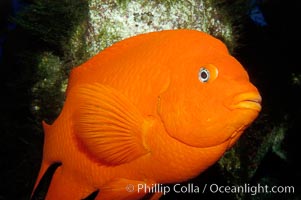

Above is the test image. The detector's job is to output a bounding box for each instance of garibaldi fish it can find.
[31,29,262,200]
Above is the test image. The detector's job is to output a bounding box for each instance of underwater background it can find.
[0,0,300,199]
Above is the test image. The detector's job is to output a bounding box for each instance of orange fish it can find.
[31,29,261,200]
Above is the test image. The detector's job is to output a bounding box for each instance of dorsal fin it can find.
[73,83,149,165]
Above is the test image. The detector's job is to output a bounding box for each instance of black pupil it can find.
[201,70,208,79]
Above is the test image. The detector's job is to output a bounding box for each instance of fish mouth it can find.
[230,92,262,112]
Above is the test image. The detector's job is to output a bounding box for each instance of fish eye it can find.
[198,64,218,83]
[198,68,210,83]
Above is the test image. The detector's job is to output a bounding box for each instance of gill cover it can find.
[157,63,230,148]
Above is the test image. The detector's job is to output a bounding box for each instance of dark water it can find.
[1,0,301,199]
[0,0,24,62]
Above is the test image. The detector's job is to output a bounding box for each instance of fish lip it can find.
[230,92,262,112]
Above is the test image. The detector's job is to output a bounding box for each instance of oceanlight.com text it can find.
[208,183,294,196]
[125,183,295,196]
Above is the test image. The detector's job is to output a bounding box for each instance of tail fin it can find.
[31,121,53,198]
[31,162,62,199]
[31,162,51,196]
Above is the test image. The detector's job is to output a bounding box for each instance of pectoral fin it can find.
[73,83,149,165]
